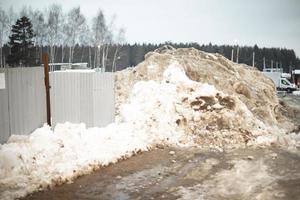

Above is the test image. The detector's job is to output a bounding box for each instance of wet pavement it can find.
[22,147,300,200]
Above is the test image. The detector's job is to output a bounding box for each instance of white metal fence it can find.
[49,71,115,127]
[0,67,46,143]
[0,68,115,144]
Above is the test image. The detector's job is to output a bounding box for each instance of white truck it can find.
[262,68,297,93]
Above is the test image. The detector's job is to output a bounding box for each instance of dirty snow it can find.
[1,47,300,200]
[115,47,298,149]
[251,132,300,151]
[293,90,300,95]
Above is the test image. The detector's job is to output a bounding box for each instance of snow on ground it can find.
[293,90,300,96]
[251,132,300,151]
[0,60,299,200]
[0,123,149,200]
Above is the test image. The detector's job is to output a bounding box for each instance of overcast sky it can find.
[1,0,300,57]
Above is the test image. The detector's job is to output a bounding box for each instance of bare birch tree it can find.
[0,8,9,67]
[5,7,17,59]
[64,6,86,63]
[92,9,107,68]
[46,4,63,63]
[30,9,46,63]
[112,28,125,72]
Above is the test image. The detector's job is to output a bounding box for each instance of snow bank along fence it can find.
[0,68,115,143]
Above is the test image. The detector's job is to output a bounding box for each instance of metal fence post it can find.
[43,53,51,126]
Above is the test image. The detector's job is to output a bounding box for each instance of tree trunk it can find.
[35,46,38,65]
[54,46,58,63]
[112,46,119,72]
[102,44,109,72]
[69,46,72,63]
[50,45,54,63]
[0,46,2,68]
[97,45,102,69]
[39,46,43,64]
[105,45,109,71]
[71,46,73,63]
[51,46,54,63]
[88,46,91,68]
[61,46,64,63]
[93,46,97,68]
[102,46,105,72]
[80,46,84,62]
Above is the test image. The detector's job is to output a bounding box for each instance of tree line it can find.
[121,42,300,73]
[0,4,125,71]
[0,5,299,72]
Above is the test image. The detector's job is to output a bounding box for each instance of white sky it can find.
[1,0,300,57]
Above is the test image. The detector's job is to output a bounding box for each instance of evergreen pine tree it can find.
[7,16,35,67]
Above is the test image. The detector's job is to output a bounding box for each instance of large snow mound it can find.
[116,46,297,148]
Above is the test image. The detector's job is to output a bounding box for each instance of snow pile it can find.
[116,46,297,148]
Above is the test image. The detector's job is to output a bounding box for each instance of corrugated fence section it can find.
[0,67,46,143]
[0,69,115,144]
[0,68,10,143]
[49,72,115,128]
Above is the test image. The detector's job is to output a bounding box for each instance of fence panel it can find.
[50,72,81,125]
[79,73,94,127]
[0,69,10,143]
[93,73,115,127]
[0,68,115,144]
[50,71,115,128]
[0,67,46,143]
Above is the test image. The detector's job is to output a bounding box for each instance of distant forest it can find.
[115,43,300,72]
[2,42,300,73]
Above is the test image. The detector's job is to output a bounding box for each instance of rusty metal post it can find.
[43,53,51,126]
